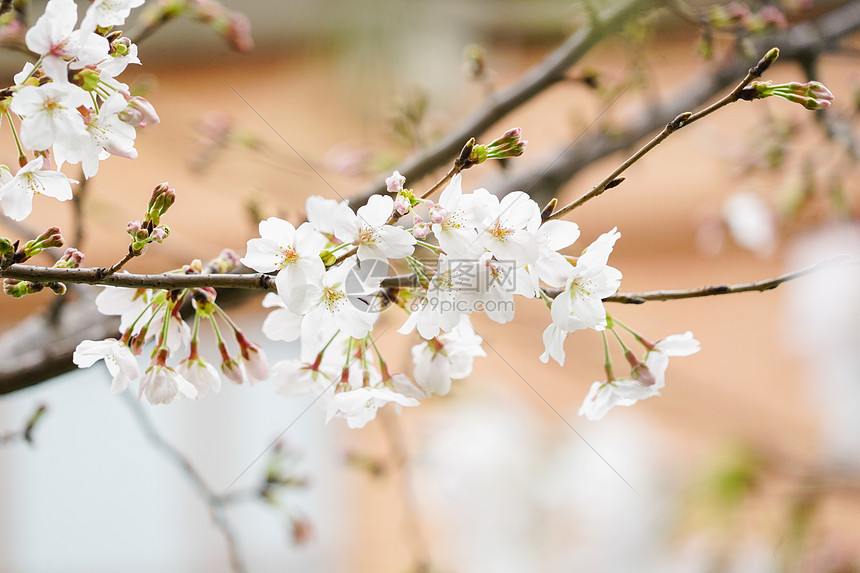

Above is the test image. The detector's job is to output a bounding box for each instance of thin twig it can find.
[0,403,47,446]
[102,249,138,278]
[119,392,248,573]
[596,256,852,303]
[546,47,778,220]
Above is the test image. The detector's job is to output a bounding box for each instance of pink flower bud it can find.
[386,170,406,193]
[429,203,447,224]
[224,12,254,53]
[412,221,430,239]
[150,226,169,243]
[221,357,248,384]
[119,96,157,128]
[55,248,84,269]
[393,193,410,215]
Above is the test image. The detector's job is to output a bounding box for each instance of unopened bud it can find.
[320,250,336,267]
[386,170,406,193]
[753,79,835,111]
[23,227,64,259]
[625,349,656,387]
[540,198,557,222]
[752,47,779,77]
[221,357,247,384]
[393,193,410,215]
[429,203,447,224]
[222,12,254,53]
[110,36,132,57]
[757,6,787,30]
[237,333,268,384]
[0,237,14,256]
[150,226,169,243]
[148,182,170,211]
[4,279,43,298]
[412,216,430,239]
[204,249,240,274]
[483,127,527,160]
[54,248,85,268]
[469,144,489,165]
[47,282,66,295]
[120,95,160,128]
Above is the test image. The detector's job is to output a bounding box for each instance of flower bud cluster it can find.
[468,128,527,165]
[1,226,65,270]
[0,0,155,222]
[22,226,64,259]
[73,251,271,405]
[127,183,175,253]
[742,80,835,111]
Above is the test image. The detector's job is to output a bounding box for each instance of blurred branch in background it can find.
[119,391,311,573]
[119,391,250,573]
[0,403,47,446]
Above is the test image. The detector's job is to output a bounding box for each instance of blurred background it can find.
[1,0,860,571]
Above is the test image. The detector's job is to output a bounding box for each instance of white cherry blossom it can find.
[531,219,580,289]
[81,0,145,31]
[411,317,485,396]
[261,292,303,342]
[305,195,345,237]
[25,0,109,82]
[333,194,416,261]
[578,378,658,421]
[270,359,334,398]
[242,218,327,304]
[399,254,478,339]
[550,228,622,333]
[10,83,90,151]
[643,331,700,390]
[95,284,153,333]
[138,365,198,405]
[288,261,376,340]
[429,174,481,258]
[178,358,222,399]
[73,338,140,393]
[0,156,76,221]
[468,188,541,264]
[326,386,420,429]
[54,91,138,178]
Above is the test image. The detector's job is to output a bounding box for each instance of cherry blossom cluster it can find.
[73,249,270,405]
[3,2,708,427]
[0,0,156,221]
[238,157,700,426]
